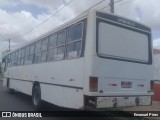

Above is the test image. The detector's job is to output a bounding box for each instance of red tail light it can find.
[89,77,98,92]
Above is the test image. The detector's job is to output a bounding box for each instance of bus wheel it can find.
[32,84,41,110]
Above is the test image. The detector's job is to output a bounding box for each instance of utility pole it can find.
[9,38,10,51]
[110,0,114,13]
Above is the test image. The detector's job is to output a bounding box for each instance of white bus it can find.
[2,10,153,110]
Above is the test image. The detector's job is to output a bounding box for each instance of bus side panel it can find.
[5,65,34,96]
[9,79,33,96]
[41,84,64,108]
[3,77,7,87]
[42,59,84,109]
[32,63,47,83]
[63,88,83,109]
[41,84,84,109]
[83,11,97,95]
[62,58,84,109]
[3,67,9,87]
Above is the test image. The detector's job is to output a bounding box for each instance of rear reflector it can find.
[137,84,144,87]
[108,83,117,86]
[89,77,98,92]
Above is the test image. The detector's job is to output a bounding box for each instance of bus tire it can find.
[32,84,42,110]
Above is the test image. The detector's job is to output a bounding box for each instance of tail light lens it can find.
[89,77,98,92]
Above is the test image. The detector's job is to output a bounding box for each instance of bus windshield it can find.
[98,21,150,64]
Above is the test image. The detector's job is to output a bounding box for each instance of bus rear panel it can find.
[84,11,153,109]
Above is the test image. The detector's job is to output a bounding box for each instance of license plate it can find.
[121,82,132,88]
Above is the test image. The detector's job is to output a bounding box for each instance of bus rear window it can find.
[97,21,151,64]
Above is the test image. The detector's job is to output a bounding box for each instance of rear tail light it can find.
[89,77,98,92]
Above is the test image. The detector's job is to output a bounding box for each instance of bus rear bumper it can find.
[85,96,152,109]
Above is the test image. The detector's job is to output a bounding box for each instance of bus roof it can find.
[7,10,151,55]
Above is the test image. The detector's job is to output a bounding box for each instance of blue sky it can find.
[0,1,48,17]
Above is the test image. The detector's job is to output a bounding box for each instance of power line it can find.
[35,0,107,40]
[0,33,10,53]
[100,5,110,11]
[10,0,107,49]
[0,33,8,40]
[11,42,27,48]
[115,0,132,8]
[114,0,123,4]
[2,0,74,50]
[100,0,123,11]
[11,0,74,40]
[0,38,8,42]
[0,47,9,54]
[7,0,132,50]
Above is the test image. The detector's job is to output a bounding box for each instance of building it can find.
[153,49,160,101]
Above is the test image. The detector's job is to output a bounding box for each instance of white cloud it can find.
[0,0,104,49]
[115,0,160,32]
[0,10,45,51]
[0,0,19,7]
[21,0,76,14]
[0,4,75,50]
[0,0,160,52]
[153,38,160,49]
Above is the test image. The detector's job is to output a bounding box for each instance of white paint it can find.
[3,10,153,109]
[97,96,151,108]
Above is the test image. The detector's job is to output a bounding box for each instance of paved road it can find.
[0,80,92,120]
[0,80,66,111]
[0,80,150,120]
[0,81,34,111]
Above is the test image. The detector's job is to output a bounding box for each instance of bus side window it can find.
[24,46,30,65]
[41,38,48,62]
[10,53,13,67]
[20,48,25,65]
[17,50,21,66]
[55,31,65,61]
[41,38,48,51]
[34,41,42,63]
[34,52,41,63]
[41,51,47,62]
[35,41,41,53]
[14,51,18,66]
[66,23,83,59]
[13,52,17,66]
[28,43,35,64]
[47,48,56,62]
[48,34,57,62]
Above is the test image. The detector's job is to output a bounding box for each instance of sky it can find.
[0,0,160,60]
